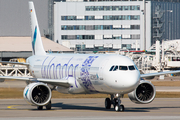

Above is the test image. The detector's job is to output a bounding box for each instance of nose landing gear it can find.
[105,94,124,112]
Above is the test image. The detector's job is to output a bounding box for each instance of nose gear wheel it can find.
[105,94,125,112]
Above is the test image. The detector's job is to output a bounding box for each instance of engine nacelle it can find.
[128,80,156,104]
[23,82,52,106]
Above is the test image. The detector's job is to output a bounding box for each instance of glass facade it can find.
[85,5,140,11]
[61,15,140,20]
[61,25,140,30]
[151,1,180,46]
[55,0,144,2]
[61,34,140,40]
[55,0,180,2]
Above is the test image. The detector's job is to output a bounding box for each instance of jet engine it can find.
[128,80,156,104]
[23,82,51,106]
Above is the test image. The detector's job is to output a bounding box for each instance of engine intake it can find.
[23,82,51,106]
[128,80,156,104]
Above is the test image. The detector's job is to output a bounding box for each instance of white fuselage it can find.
[26,53,140,94]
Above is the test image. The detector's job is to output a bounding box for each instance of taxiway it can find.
[0,98,180,120]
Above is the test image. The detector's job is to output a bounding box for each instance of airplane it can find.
[0,1,180,112]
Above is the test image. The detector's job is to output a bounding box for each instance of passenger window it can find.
[109,66,114,71]
[129,66,135,70]
[113,66,118,71]
[119,66,128,70]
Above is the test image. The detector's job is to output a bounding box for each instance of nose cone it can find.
[121,71,140,92]
[110,70,140,93]
[103,55,141,94]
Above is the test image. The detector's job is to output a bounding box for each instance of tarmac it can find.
[0,77,180,119]
[0,98,180,119]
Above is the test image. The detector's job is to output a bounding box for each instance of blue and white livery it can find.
[1,1,180,112]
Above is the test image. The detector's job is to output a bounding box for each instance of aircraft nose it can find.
[105,68,140,93]
[124,71,140,88]
[116,71,140,92]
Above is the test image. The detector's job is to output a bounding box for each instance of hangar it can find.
[0,37,73,61]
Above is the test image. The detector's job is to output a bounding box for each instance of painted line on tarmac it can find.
[7,105,20,110]
[6,105,66,111]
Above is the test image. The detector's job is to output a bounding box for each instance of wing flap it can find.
[141,70,180,78]
[37,78,70,87]
[0,76,70,88]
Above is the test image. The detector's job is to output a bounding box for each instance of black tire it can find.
[105,98,111,109]
[46,101,51,110]
[37,106,43,110]
[119,105,124,112]
[114,104,120,112]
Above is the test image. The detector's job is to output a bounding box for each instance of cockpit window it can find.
[129,66,135,70]
[113,66,119,71]
[109,66,114,71]
[110,65,137,71]
[119,66,128,70]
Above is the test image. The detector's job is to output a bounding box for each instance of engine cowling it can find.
[128,80,156,104]
[23,82,52,106]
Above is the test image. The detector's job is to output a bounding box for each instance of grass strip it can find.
[151,81,180,86]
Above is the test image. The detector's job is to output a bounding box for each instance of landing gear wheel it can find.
[114,105,120,112]
[46,100,51,110]
[37,106,43,110]
[114,105,124,112]
[119,105,124,112]
[109,94,125,112]
[105,98,111,109]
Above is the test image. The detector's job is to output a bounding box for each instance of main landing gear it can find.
[105,94,125,112]
[37,100,52,110]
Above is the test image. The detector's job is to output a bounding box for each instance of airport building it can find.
[54,0,143,51]
[54,0,180,51]
[0,0,180,52]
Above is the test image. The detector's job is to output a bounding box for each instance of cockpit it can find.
[109,65,137,71]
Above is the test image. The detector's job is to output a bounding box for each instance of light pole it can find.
[169,21,173,40]
[166,10,173,40]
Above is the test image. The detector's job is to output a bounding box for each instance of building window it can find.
[61,34,140,40]
[61,25,140,30]
[85,5,140,11]
[61,15,140,21]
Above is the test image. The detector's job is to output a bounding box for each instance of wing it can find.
[0,61,29,67]
[0,61,69,87]
[0,76,70,88]
[140,70,180,78]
